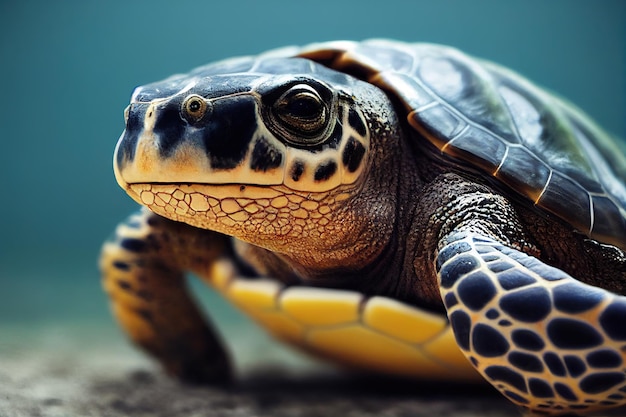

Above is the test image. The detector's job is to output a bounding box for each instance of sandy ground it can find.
[0,319,525,417]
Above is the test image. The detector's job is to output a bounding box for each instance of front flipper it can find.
[100,208,233,384]
[436,231,626,416]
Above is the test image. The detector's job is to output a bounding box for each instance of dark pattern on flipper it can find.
[599,300,626,341]
[484,366,527,393]
[450,310,471,351]
[101,209,233,385]
[509,351,544,373]
[437,231,626,414]
[580,373,626,395]
[543,352,567,377]
[120,238,148,253]
[547,318,603,349]
[553,282,604,314]
[587,349,623,369]
[563,355,586,377]
[499,287,551,323]
[439,254,479,288]
[528,378,554,398]
[512,329,545,352]
[456,271,496,311]
[472,324,509,357]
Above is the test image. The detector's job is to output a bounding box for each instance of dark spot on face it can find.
[154,103,186,158]
[450,310,471,351]
[342,136,366,173]
[457,271,496,311]
[553,282,604,314]
[290,160,305,182]
[528,378,554,398]
[543,352,566,377]
[484,365,527,393]
[314,160,337,182]
[117,104,145,165]
[600,300,626,341]
[121,238,148,253]
[250,137,283,172]
[509,351,544,373]
[498,319,512,327]
[472,323,510,357]
[348,108,367,137]
[563,355,586,377]
[512,329,545,351]
[203,95,257,169]
[326,123,343,149]
[439,255,479,288]
[547,318,603,349]
[500,287,551,323]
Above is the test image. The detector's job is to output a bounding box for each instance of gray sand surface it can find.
[0,320,523,417]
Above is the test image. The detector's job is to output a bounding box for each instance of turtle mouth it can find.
[124,181,356,249]
[126,182,297,208]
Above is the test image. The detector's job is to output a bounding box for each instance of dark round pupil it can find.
[188,99,202,113]
[285,93,321,119]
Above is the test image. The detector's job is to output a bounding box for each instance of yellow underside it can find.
[208,259,481,381]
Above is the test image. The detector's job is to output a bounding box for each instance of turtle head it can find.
[114,57,398,268]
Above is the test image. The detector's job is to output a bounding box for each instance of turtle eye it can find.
[181,94,208,123]
[273,84,328,139]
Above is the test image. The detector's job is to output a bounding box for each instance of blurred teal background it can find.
[0,0,624,330]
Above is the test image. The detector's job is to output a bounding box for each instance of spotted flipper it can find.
[100,208,232,384]
[436,231,626,415]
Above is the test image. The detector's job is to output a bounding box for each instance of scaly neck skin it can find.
[253,120,406,289]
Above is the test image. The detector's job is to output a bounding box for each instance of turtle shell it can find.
[297,40,626,251]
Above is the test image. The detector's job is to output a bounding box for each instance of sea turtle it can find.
[100,40,626,416]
